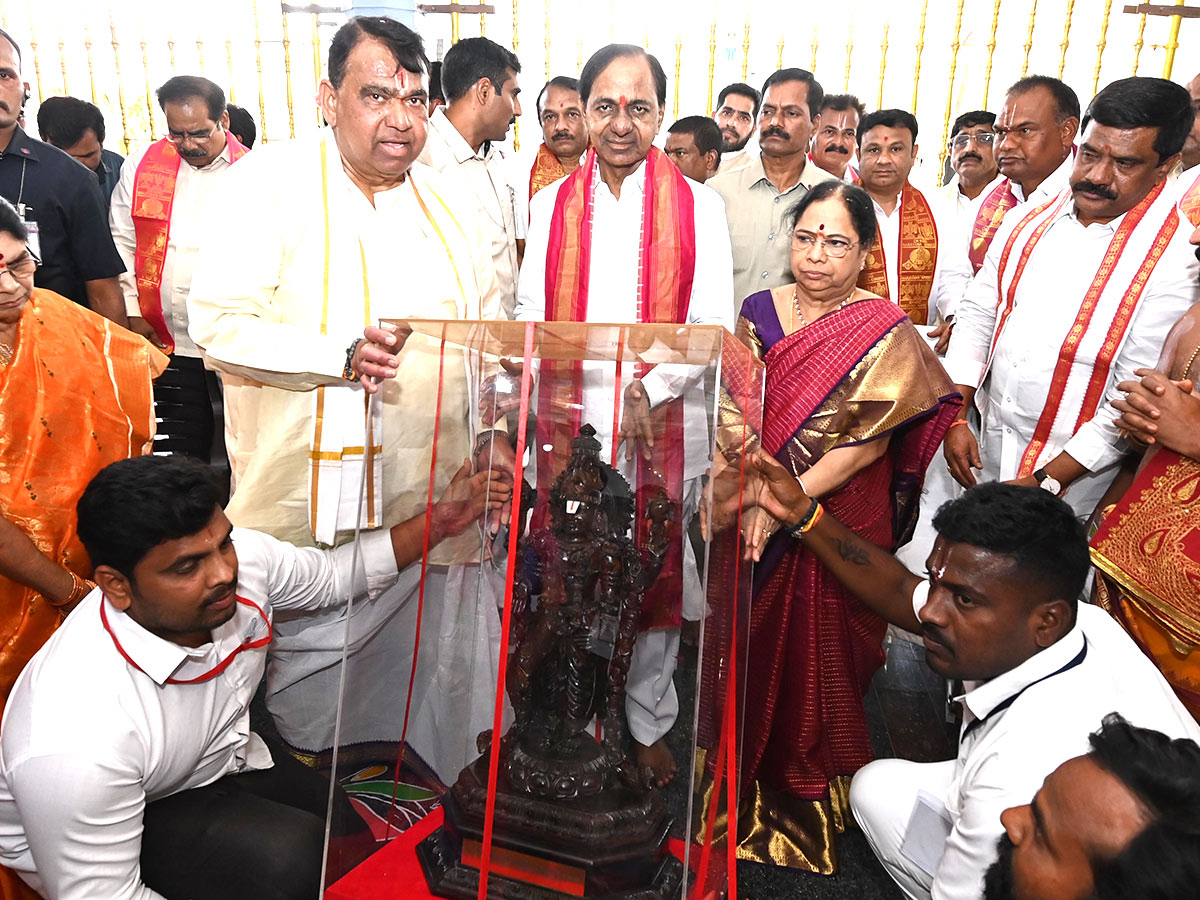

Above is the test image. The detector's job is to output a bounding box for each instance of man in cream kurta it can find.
[187,18,506,782]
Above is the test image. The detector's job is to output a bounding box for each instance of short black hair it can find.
[441,36,521,104]
[0,28,20,61]
[1082,76,1195,165]
[536,75,580,115]
[0,197,28,243]
[857,108,919,146]
[225,104,256,148]
[579,44,667,108]
[761,68,824,119]
[716,82,761,119]
[36,96,107,148]
[668,115,722,157]
[77,456,222,578]
[157,75,227,123]
[820,93,865,118]
[785,180,877,246]
[1006,75,1081,123]
[932,483,1089,610]
[429,61,444,103]
[951,109,996,138]
[327,16,429,91]
[1089,714,1200,900]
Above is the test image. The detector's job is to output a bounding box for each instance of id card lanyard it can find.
[13,159,39,258]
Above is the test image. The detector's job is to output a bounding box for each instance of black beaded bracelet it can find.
[343,338,363,382]
[785,497,820,539]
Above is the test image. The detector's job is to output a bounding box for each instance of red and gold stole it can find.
[985,180,1179,477]
[968,179,1019,273]
[1091,449,1200,716]
[539,146,696,628]
[1180,170,1200,228]
[528,142,570,201]
[856,183,939,325]
[131,133,248,351]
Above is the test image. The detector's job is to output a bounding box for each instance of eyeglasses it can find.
[948,132,997,150]
[1,249,39,279]
[791,232,858,258]
[164,124,221,145]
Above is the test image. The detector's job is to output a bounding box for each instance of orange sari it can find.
[0,289,166,709]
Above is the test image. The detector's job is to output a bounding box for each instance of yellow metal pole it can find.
[109,15,131,154]
[776,33,785,72]
[451,10,460,43]
[253,0,268,142]
[197,39,206,75]
[843,16,855,92]
[741,18,750,83]
[1092,0,1113,95]
[142,37,156,137]
[1022,0,1038,76]
[877,24,889,110]
[982,0,1002,108]
[512,0,519,151]
[576,38,583,73]
[227,39,237,104]
[673,34,682,121]
[911,0,928,113]
[543,3,550,82]
[1057,0,1075,79]
[58,32,70,95]
[480,12,486,36]
[168,37,176,72]
[27,16,44,104]
[311,14,322,125]
[84,25,98,105]
[706,21,716,114]
[1163,0,1186,79]
[1131,11,1147,75]
[810,26,819,73]
[938,0,966,180]
[282,9,296,139]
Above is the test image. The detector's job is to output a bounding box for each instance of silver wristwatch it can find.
[1033,468,1061,495]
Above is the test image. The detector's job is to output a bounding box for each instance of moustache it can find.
[824,144,850,155]
[178,147,208,158]
[203,583,237,606]
[981,835,1015,900]
[920,621,952,653]
[1072,180,1118,201]
[958,152,983,164]
[761,126,790,141]
[0,101,8,113]
[551,130,573,141]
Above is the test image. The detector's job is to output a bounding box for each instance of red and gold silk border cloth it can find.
[1091,449,1200,653]
[540,146,696,628]
[528,142,569,201]
[968,178,1019,273]
[1180,170,1200,228]
[132,133,248,351]
[856,183,938,325]
[0,289,166,712]
[984,180,1181,477]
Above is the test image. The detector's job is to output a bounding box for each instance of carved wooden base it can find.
[417,754,682,899]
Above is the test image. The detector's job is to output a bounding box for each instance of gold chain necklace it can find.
[0,342,12,366]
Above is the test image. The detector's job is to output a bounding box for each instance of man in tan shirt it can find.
[709,68,837,315]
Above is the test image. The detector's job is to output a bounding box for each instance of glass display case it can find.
[294,319,763,900]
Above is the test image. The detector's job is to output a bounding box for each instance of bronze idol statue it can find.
[419,425,685,899]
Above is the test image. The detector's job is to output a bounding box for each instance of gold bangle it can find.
[45,570,95,609]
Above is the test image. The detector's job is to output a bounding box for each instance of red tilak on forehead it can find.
[619,95,627,108]
[0,253,6,271]
[818,223,825,232]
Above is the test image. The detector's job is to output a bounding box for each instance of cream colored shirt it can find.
[187,130,502,554]
[110,142,237,357]
[418,108,520,317]
[709,152,838,315]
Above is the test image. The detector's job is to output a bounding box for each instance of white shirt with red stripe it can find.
[945,187,1199,518]
[0,527,398,900]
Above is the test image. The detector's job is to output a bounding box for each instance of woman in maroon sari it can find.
[730,180,960,873]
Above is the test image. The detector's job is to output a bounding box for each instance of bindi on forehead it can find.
[818,223,825,232]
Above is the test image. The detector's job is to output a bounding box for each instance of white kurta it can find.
[187,129,506,774]
[516,160,734,745]
[110,143,238,357]
[419,108,521,318]
[927,173,1003,322]
[944,186,1199,518]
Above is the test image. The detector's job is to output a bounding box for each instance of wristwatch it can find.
[1033,468,1061,495]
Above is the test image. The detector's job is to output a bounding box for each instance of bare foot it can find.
[636,738,677,788]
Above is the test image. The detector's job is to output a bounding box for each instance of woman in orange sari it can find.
[0,197,165,898]
[725,181,960,873]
